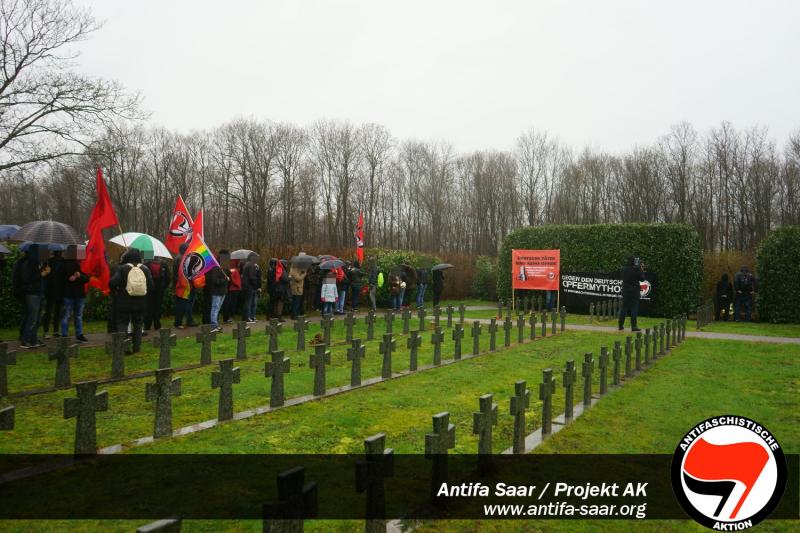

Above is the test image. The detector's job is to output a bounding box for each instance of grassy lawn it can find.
[698,320,800,338]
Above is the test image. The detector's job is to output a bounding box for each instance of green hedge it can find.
[471,256,497,301]
[366,248,440,307]
[756,226,800,323]
[497,224,703,317]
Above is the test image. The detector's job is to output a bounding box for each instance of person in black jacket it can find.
[618,256,645,332]
[144,255,170,331]
[241,253,262,323]
[14,244,48,348]
[41,250,64,339]
[59,246,90,342]
[109,248,153,353]
[367,261,379,311]
[714,273,733,322]
[733,265,757,322]
[432,269,445,307]
[206,262,229,331]
[348,261,364,312]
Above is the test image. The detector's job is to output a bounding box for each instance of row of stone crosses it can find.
[130,315,689,533]
[589,298,623,322]
[0,303,570,399]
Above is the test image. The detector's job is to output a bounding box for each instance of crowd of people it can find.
[9,244,448,352]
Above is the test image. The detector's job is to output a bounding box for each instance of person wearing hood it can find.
[733,265,757,322]
[109,248,153,353]
[13,244,49,348]
[618,255,645,332]
[715,273,733,322]
[242,253,262,323]
[173,242,197,329]
[289,262,308,319]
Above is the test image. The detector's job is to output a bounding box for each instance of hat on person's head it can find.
[126,248,143,264]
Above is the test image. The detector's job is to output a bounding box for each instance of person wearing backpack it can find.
[144,255,170,331]
[733,265,757,322]
[109,248,153,353]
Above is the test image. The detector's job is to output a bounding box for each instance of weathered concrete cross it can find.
[145,368,181,438]
[347,339,366,387]
[406,330,421,371]
[51,337,79,388]
[64,380,108,454]
[211,358,240,421]
[510,380,530,454]
[265,350,291,408]
[195,324,217,365]
[152,328,177,368]
[309,344,331,397]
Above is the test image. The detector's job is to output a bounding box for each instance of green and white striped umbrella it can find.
[109,232,172,259]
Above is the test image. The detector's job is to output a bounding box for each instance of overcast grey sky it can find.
[74,0,800,152]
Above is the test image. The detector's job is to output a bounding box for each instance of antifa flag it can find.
[175,231,220,299]
[82,168,119,295]
[193,209,204,241]
[166,195,194,255]
[354,211,364,263]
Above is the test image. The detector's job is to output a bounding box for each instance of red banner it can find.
[511,249,560,290]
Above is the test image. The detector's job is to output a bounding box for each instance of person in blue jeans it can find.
[59,247,90,342]
[321,272,338,315]
[733,265,757,322]
[14,245,48,348]
[416,268,428,308]
[205,264,229,331]
[544,290,556,311]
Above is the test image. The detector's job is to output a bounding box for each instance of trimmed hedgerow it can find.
[497,224,703,317]
[756,226,800,323]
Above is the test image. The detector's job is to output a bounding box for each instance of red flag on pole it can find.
[165,195,194,255]
[82,168,119,294]
[354,211,365,263]
[193,209,204,242]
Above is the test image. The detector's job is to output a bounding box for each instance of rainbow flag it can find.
[175,232,220,299]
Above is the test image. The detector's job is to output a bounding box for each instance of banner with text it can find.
[559,271,658,314]
[512,249,560,291]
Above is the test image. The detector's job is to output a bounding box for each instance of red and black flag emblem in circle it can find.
[672,415,787,530]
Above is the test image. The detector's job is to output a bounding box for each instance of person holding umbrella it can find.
[431,263,453,307]
[242,253,262,323]
[14,244,49,348]
[109,248,153,353]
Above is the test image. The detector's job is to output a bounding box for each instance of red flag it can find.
[82,168,119,295]
[193,209,204,241]
[354,211,364,263]
[166,195,194,255]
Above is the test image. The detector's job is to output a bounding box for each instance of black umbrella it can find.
[231,249,257,260]
[319,259,345,270]
[318,254,338,263]
[0,225,21,240]
[432,263,454,271]
[291,253,317,266]
[10,221,81,245]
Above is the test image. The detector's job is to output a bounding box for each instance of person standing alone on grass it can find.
[733,265,757,322]
[109,249,153,354]
[618,256,645,332]
[715,273,733,322]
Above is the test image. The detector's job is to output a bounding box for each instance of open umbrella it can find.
[10,221,81,245]
[319,259,345,270]
[20,241,66,252]
[432,263,454,271]
[291,253,317,266]
[109,232,172,259]
[0,225,21,240]
[231,249,257,260]
[317,254,338,263]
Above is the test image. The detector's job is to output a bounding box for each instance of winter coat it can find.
[60,259,89,299]
[242,261,262,292]
[321,276,338,302]
[205,266,229,297]
[620,265,645,298]
[109,262,154,312]
[227,268,242,292]
[289,266,307,296]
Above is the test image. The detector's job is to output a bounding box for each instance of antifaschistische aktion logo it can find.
[671,415,787,530]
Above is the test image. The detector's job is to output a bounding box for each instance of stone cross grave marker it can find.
[105,332,130,379]
[515,298,522,313]
[624,336,633,378]
[365,310,376,341]
[265,350,291,408]
[446,305,454,328]
[64,380,108,454]
[50,337,79,388]
[665,321,672,353]
[458,303,466,324]
[383,310,395,336]
[516,314,525,344]
[503,316,513,347]
[528,312,537,341]
[635,332,642,371]
[0,342,17,397]
[406,330,422,371]
[541,311,547,337]
[417,308,426,333]
[356,433,394,532]
[379,334,396,379]
[536,294,543,313]
[425,411,456,501]
[471,321,482,356]
[488,318,498,351]
[612,341,622,386]
[539,369,556,436]
[473,393,498,472]
[452,323,464,360]
[232,321,252,361]
[598,346,609,395]
[195,324,217,365]
[551,310,557,335]
[211,358,240,421]
[505,299,512,321]
[347,339,366,387]
[644,328,651,365]
[262,466,318,533]
[293,317,309,352]
[266,319,283,353]
[431,327,445,366]
[496,300,503,319]
[0,405,14,430]
[153,328,177,368]
[659,323,665,356]
[563,359,577,420]
[344,312,357,343]
[145,368,181,438]
[309,344,331,397]
[320,315,334,347]
[401,309,411,335]
[510,380,530,454]
[581,352,593,407]
[560,306,567,332]
[432,306,442,329]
